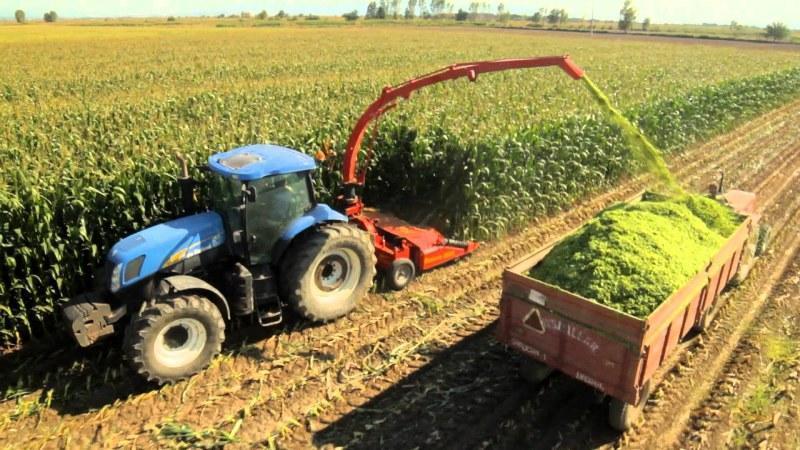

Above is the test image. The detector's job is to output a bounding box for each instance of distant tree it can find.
[240,11,251,18]
[366,1,377,18]
[167,16,176,21]
[765,22,790,41]
[497,3,510,22]
[547,8,566,25]
[216,13,225,18]
[256,10,268,20]
[531,11,542,23]
[43,11,58,22]
[393,0,403,18]
[430,0,446,16]
[405,0,417,19]
[418,0,429,18]
[729,20,743,36]
[376,5,387,18]
[455,8,468,21]
[276,10,287,19]
[468,2,479,19]
[343,10,359,21]
[618,0,636,32]
[15,9,25,23]
[642,17,650,31]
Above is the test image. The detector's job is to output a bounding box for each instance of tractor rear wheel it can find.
[280,223,376,322]
[123,294,224,384]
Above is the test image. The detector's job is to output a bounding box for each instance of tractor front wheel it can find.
[123,294,225,384]
[280,223,376,322]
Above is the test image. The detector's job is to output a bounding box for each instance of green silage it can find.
[530,194,742,318]
[582,76,681,194]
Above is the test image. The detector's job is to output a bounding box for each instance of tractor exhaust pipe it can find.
[176,154,196,215]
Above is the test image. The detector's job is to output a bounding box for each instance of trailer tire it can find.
[123,294,224,385]
[280,223,376,322]
[519,358,554,385]
[386,258,415,291]
[608,382,651,432]
[755,224,770,257]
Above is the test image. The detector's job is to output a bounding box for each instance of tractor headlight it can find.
[109,263,122,293]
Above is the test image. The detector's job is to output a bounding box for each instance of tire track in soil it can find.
[301,102,800,448]
[1,99,799,449]
[675,251,800,449]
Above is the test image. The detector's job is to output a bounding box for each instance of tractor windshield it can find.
[246,171,313,265]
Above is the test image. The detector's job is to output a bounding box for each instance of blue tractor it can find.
[63,144,377,384]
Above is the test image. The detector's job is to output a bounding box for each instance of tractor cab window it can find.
[208,174,244,247]
[246,171,313,265]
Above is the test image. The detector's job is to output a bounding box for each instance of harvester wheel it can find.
[280,223,376,322]
[387,258,415,291]
[123,294,224,385]
[608,382,651,432]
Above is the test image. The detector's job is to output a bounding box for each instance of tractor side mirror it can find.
[244,185,257,203]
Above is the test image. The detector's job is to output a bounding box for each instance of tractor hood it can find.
[107,212,225,292]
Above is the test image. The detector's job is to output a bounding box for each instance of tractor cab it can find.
[207,145,326,266]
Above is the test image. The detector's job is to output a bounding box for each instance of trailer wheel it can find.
[386,258,415,291]
[608,382,651,432]
[280,223,377,322]
[519,358,554,385]
[755,224,770,257]
[732,223,767,285]
[123,294,224,385]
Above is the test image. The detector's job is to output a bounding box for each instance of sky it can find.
[4,0,799,28]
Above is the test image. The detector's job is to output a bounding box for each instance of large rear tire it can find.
[280,223,376,322]
[123,294,225,384]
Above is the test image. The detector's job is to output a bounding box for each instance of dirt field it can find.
[1,99,800,449]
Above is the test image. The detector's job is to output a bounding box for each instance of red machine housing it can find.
[337,55,585,273]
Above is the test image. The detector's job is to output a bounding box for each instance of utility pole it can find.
[590,0,595,36]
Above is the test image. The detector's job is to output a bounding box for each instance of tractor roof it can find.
[208,144,316,181]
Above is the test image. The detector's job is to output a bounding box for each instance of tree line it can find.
[8,2,794,41]
[14,9,58,23]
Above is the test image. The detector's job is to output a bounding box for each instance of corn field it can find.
[1,24,799,346]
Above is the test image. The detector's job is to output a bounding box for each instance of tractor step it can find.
[255,296,282,327]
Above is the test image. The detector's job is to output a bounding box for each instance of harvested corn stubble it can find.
[530,193,743,317]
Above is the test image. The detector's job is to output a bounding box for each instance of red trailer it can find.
[495,190,764,430]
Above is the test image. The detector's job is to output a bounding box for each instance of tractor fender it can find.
[157,275,231,320]
[271,204,348,264]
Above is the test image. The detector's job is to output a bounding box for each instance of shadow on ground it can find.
[313,322,621,449]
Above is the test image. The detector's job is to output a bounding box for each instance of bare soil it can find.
[1,99,799,449]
